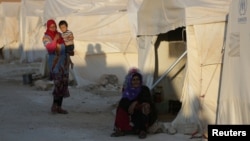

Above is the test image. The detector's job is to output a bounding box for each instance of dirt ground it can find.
[0,61,197,141]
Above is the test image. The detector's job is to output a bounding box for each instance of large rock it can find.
[98,74,119,86]
[85,74,121,96]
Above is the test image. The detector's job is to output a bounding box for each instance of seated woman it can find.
[111,68,157,139]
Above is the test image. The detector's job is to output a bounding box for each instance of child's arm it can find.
[68,32,74,41]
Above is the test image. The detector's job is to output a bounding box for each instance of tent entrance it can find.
[151,27,187,122]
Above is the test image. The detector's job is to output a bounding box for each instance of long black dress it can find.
[114,85,157,133]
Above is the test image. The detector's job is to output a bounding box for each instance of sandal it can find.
[138,131,147,139]
[110,130,125,137]
[57,107,68,114]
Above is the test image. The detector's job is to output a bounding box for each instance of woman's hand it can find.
[54,34,60,41]
[128,101,138,114]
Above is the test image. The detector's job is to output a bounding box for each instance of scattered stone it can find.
[34,79,54,91]
[84,74,121,96]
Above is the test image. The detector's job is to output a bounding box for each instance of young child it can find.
[58,20,74,69]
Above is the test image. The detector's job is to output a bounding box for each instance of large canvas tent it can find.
[217,0,250,124]
[137,0,232,135]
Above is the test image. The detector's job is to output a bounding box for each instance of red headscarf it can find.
[45,19,64,44]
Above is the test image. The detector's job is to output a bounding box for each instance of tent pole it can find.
[150,50,187,90]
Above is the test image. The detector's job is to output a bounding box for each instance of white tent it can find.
[137,0,232,135]
[19,0,46,63]
[0,0,20,61]
[217,0,250,124]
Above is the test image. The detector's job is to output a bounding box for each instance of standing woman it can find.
[42,19,70,114]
